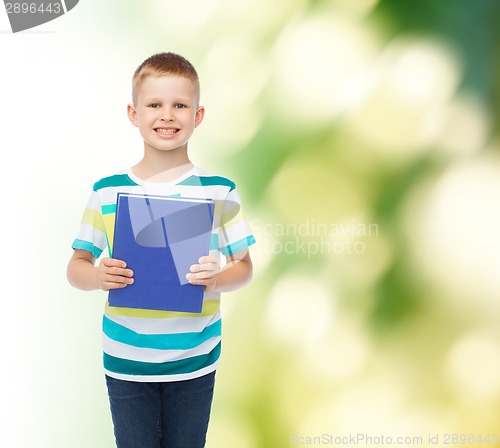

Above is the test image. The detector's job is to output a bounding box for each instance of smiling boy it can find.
[67,52,255,448]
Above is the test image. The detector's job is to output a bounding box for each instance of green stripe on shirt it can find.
[93,174,139,191]
[103,341,221,376]
[177,175,236,192]
[102,203,117,215]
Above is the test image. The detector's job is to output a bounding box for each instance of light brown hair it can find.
[132,52,200,105]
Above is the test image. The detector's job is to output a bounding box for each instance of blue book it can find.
[108,193,215,313]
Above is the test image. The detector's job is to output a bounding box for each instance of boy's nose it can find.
[161,108,175,121]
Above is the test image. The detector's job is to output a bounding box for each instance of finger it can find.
[101,263,133,276]
[186,276,216,292]
[190,263,217,273]
[189,264,200,273]
[185,274,206,285]
[103,274,134,284]
[103,257,127,268]
[198,255,217,264]
[104,281,131,291]
[186,271,213,281]
[107,266,134,277]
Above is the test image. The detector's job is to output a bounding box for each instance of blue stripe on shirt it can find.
[72,239,103,258]
[102,315,222,350]
[220,235,256,256]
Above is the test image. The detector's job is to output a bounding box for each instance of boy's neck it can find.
[132,146,194,183]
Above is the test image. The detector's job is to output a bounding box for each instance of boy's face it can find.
[127,75,204,155]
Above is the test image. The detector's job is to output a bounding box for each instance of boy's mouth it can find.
[154,127,179,135]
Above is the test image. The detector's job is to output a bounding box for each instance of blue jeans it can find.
[105,371,216,448]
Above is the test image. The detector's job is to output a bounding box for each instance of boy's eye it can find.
[175,104,187,109]
[149,103,160,108]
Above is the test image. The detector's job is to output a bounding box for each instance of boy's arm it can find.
[186,249,253,293]
[67,249,134,291]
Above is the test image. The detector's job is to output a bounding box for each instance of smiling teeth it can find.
[156,129,177,134]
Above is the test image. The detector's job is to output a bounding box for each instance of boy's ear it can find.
[194,105,205,128]
[127,103,139,127]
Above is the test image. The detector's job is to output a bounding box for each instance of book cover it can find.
[108,193,215,313]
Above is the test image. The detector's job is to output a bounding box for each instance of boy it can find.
[67,52,255,448]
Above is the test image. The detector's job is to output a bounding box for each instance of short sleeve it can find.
[218,187,256,256]
[71,190,107,258]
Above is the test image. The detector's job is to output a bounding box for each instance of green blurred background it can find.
[2,0,500,446]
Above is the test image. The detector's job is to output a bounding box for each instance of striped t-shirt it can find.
[72,166,256,382]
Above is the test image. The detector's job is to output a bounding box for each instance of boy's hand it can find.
[97,257,134,291]
[186,255,219,292]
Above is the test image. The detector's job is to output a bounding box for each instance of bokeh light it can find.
[271,15,379,125]
[407,155,500,312]
[344,36,462,156]
[445,329,500,404]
